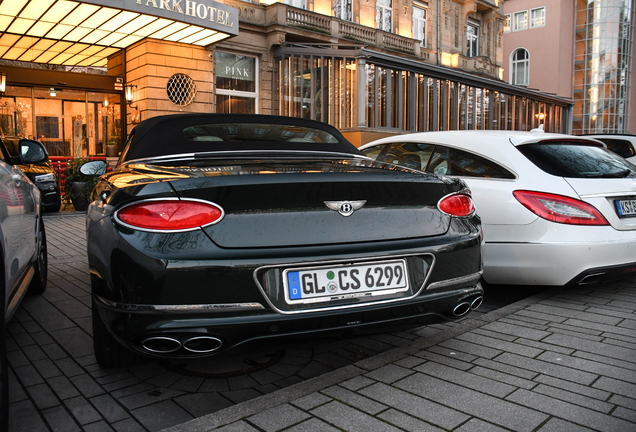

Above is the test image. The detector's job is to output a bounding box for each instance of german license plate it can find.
[284,259,408,304]
[615,199,636,217]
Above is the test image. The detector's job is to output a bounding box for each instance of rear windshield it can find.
[517,142,636,178]
[183,123,340,144]
[594,138,636,159]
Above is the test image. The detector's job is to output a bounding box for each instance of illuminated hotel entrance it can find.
[0,0,238,157]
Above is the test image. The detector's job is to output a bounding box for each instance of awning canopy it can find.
[0,0,238,68]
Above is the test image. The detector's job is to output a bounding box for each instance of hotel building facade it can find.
[0,0,573,158]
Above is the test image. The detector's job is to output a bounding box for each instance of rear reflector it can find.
[438,193,475,217]
[116,199,224,231]
[513,190,608,226]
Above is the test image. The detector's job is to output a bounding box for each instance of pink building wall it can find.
[631,50,636,134]
[502,0,576,99]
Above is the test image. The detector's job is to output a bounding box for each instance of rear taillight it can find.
[115,199,224,232]
[438,192,475,217]
[513,190,608,226]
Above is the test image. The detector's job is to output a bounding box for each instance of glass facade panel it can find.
[573,0,633,134]
[415,74,426,131]
[467,86,475,130]
[366,63,376,128]
[458,84,467,130]
[436,79,444,131]
[293,55,303,118]
[427,77,437,131]
[475,88,484,130]
[91,92,121,156]
[507,95,515,130]
[0,87,33,139]
[0,86,121,157]
[445,81,455,131]
[379,67,388,127]
[217,95,256,114]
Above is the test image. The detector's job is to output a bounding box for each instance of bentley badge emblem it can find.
[324,200,367,217]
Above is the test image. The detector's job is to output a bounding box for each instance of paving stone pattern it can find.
[162,281,636,431]
[6,214,504,432]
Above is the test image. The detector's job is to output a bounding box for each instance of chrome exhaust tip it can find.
[141,336,182,353]
[578,272,606,285]
[470,295,484,310]
[452,302,471,317]
[183,336,223,353]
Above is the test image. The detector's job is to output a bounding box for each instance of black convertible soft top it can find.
[120,114,363,162]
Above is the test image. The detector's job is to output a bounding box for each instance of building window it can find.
[466,22,479,57]
[413,3,428,47]
[530,7,545,28]
[215,52,258,114]
[284,0,306,8]
[511,48,529,86]
[334,0,352,21]
[376,0,392,32]
[504,14,511,33]
[513,11,528,31]
[167,74,197,106]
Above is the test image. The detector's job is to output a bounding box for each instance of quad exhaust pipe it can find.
[141,335,223,354]
[452,295,483,317]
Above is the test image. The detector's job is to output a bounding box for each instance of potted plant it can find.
[62,157,99,211]
[106,140,118,157]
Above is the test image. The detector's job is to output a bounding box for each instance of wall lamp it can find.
[125,83,137,109]
[0,72,7,96]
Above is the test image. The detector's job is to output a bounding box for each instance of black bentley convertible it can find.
[82,114,484,367]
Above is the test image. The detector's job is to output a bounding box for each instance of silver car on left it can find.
[0,137,49,429]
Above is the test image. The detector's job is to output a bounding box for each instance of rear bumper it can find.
[483,238,636,286]
[89,210,483,359]
[93,283,484,359]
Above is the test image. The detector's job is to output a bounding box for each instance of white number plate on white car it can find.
[615,199,636,217]
[284,259,409,304]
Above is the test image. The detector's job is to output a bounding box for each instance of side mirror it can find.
[78,160,107,177]
[19,139,48,165]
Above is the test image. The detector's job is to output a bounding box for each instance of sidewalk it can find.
[163,279,636,432]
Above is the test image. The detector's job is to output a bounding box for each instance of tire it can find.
[92,295,144,368]
[27,219,47,295]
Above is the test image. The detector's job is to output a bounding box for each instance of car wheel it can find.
[92,296,144,368]
[27,219,47,295]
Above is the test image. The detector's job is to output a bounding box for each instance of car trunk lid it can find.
[165,159,457,248]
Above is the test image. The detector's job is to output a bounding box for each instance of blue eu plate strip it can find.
[288,271,301,299]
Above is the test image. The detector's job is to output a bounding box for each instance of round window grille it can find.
[167,73,197,106]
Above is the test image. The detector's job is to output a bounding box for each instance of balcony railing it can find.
[226,0,495,77]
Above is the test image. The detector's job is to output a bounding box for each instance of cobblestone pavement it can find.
[8,213,635,431]
[163,272,636,431]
